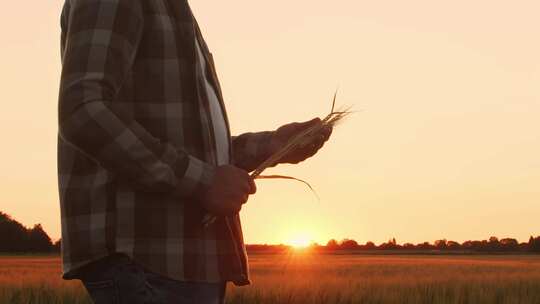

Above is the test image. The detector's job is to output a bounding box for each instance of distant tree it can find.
[27,224,53,252]
[379,238,399,250]
[446,241,461,250]
[0,212,54,253]
[473,240,484,251]
[359,242,377,250]
[486,236,501,252]
[529,236,540,253]
[403,243,416,250]
[340,239,359,250]
[0,212,29,252]
[519,242,529,251]
[53,239,62,253]
[416,242,434,250]
[489,236,499,243]
[434,239,447,250]
[461,240,472,250]
[462,240,484,251]
[326,239,339,250]
[245,244,290,253]
[363,241,376,250]
[500,238,518,251]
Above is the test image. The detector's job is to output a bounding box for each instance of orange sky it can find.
[1,0,539,246]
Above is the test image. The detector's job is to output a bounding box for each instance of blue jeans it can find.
[79,253,226,304]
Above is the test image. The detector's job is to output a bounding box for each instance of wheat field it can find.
[1,253,540,304]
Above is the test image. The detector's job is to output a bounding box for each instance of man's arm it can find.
[231,131,275,173]
[232,118,333,172]
[58,0,214,199]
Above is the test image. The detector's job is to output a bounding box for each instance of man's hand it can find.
[270,118,333,165]
[201,165,256,216]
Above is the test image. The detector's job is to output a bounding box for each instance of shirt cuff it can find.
[247,131,275,162]
[170,154,216,200]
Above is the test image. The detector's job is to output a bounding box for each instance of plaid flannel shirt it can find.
[58,0,274,286]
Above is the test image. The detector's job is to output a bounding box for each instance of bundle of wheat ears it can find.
[203,91,352,227]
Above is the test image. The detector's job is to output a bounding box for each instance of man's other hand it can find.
[201,165,256,216]
[270,118,333,165]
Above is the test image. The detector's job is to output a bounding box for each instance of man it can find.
[57,0,332,302]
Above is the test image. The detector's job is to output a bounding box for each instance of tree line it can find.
[318,236,540,253]
[1,211,539,254]
[246,237,540,253]
[0,212,60,253]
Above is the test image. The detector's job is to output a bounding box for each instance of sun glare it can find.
[289,238,311,248]
[287,235,313,248]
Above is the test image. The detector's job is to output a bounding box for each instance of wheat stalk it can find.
[203,91,352,227]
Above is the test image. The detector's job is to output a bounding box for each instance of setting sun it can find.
[289,238,311,248]
[287,233,314,248]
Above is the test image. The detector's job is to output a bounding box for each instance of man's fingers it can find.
[231,195,247,214]
[316,126,332,142]
[290,140,324,163]
[247,176,257,195]
[228,204,242,215]
[315,135,326,145]
[297,118,321,131]
[238,170,256,195]
[323,126,333,140]
[305,146,320,158]
[304,117,321,126]
[309,127,331,145]
[307,139,324,152]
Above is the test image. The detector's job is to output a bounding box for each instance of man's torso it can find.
[58,0,250,285]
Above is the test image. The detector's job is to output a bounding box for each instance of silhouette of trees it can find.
[324,239,360,250]
[52,239,62,253]
[340,239,359,250]
[529,236,540,252]
[379,238,400,250]
[434,239,447,250]
[447,241,461,250]
[27,224,53,252]
[0,212,55,253]
[486,236,500,252]
[0,212,29,252]
[362,241,376,250]
[312,235,539,254]
[326,239,339,250]
[245,244,289,253]
[462,240,480,251]
[2,210,540,255]
[500,238,519,251]
[403,243,416,250]
[416,242,434,250]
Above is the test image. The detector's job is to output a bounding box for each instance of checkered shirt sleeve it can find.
[58,0,215,199]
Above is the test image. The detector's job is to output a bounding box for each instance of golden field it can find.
[1,253,540,304]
